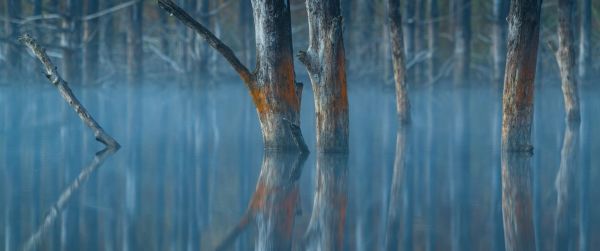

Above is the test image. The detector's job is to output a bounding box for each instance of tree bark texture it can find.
[83,0,100,85]
[388,0,411,124]
[501,151,535,251]
[554,0,581,122]
[492,0,510,88]
[578,0,591,80]
[501,0,542,152]
[299,0,349,152]
[453,0,471,84]
[158,0,308,152]
[303,153,348,250]
[127,0,144,84]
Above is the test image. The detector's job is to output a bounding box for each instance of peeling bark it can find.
[552,0,581,122]
[158,0,308,151]
[501,0,542,152]
[501,151,535,251]
[299,0,349,152]
[388,0,411,124]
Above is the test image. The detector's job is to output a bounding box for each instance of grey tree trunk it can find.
[83,0,100,85]
[239,0,254,67]
[4,0,22,78]
[426,0,439,84]
[578,0,591,80]
[388,0,411,124]
[553,0,581,121]
[501,0,542,152]
[60,0,82,83]
[492,0,509,88]
[299,0,349,152]
[403,0,416,63]
[158,0,308,151]
[453,0,471,84]
[127,0,143,84]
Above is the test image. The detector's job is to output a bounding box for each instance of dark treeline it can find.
[1,0,599,86]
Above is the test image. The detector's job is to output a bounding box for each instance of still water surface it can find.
[0,80,598,250]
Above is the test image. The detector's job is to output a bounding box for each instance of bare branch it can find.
[19,34,120,149]
[158,0,254,86]
[81,0,140,21]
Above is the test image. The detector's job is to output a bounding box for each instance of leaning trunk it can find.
[555,0,581,121]
[388,0,411,124]
[299,0,349,152]
[501,0,542,152]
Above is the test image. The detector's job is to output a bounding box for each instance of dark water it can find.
[1,80,599,250]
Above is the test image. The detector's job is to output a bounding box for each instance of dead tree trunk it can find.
[298,0,349,152]
[388,0,411,124]
[551,0,581,122]
[4,0,22,78]
[83,0,100,85]
[492,0,509,88]
[302,153,348,250]
[501,151,535,251]
[501,0,542,152]
[453,0,471,84]
[426,0,439,84]
[158,0,308,152]
[578,0,591,80]
[127,0,143,84]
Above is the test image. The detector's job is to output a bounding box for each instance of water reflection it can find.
[384,126,410,251]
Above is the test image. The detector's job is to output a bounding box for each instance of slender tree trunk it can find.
[554,0,581,121]
[403,0,416,64]
[83,0,100,85]
[501,0,542,152]
[492,0,510,88]
[578,0,591,80]
[239,0,254,67]
[159,0,308,151]
[299,0,349,152]
[5,0,21,78]
[501,151,535,251]
[453,0,471,84]
[426,0,439,84]
[384,126,410,250]
[60,0,82,83]
[388,0,411,124]
[127,0,143,84]
[303,153,348,250]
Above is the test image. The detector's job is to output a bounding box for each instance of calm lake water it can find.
[1,79,598,250]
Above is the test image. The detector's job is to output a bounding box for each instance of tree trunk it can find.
[299,0,349,152]
[501,151,535,251]
[492,0,509,88]
[501,0,542,152]
[239,0,254,67]
[83,0,100,85]
[403,0,416,63]
[578,0,591,80]
[554,0,581,121]
[426,0,439,84]
[303,153,348,250]
[127,0,143,84]
[5,0,21,78]
[158,0,308,151]
[60,0,82,83]
[385,126,410,250]
[388,0,411,124]
[357,0,375,70]
[453,0,471,84]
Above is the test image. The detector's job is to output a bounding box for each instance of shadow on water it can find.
[1,80,599,250]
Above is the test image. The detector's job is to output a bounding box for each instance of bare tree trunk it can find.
[298,0,349,152]
[158,0,308,151]
[501,0,542,152]
[388,0,411,124]
[302,153,348,250]
[127,0,143,84]
[492,0,509,88]
[426,0,439,84]
[239,0,254,67]
[5,0,22,78]
[83,0,100,85]
[578,0,591,80]
[552,0,581,122]
[501,151,535,251]
[453,0,471,84]
[403,0,416,64]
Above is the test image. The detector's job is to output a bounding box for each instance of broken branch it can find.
[19,34,120,149]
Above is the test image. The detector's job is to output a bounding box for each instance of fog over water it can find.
[0,77,599,250]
